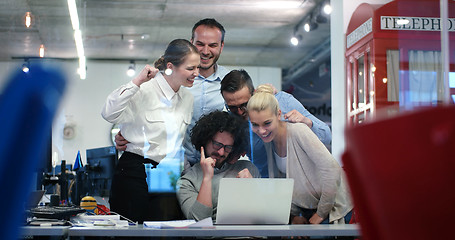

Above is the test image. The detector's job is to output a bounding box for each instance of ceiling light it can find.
[290,37,299,46]
[290,34,302,46]
[67,0,79,30]
[22,60,30,73]
[303,21,318,32]
[67,0,86,80]
[323,2,332,15]
[127,61,136,77]
[39,44,45,58]
[24,12,32,28]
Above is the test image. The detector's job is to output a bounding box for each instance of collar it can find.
[198,64,222,82]
[156,72,179,101]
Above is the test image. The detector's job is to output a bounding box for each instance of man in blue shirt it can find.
[220,69,332,177]
[182,18,230,169]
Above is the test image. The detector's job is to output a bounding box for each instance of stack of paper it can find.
[143,217,213,229]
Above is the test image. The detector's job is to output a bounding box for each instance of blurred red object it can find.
[96,204,111,215]
[342,105,455,240]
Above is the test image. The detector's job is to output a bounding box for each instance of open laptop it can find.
[215,178,294,225]
[25,190,45,209]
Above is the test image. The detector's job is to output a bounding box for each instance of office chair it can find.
[342,105,455,240]
[0,64,66,239]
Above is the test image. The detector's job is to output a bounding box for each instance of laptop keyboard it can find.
[28,206,86,220]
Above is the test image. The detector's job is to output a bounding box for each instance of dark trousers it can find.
[109,151,157,223]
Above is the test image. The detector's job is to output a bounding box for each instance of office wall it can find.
[0,61,280,166]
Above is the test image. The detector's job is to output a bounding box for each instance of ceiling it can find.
[0,0,330,80]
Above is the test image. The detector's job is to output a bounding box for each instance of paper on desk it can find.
[143,217,213,229]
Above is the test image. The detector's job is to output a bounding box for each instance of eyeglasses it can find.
[211,139,233,153]
[226,101,248,113]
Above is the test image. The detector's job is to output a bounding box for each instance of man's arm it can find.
[197,147,214,207]
[176,147,215,221]
[277,91,332,145]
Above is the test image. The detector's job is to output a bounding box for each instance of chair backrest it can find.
[342,105,455,240]
[0,64,66,239]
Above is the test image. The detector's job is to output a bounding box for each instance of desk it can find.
[22,224,360,238]
[21,226,70,237]
[72,224,359,237]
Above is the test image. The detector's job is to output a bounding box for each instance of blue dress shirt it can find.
[183,64,230,165]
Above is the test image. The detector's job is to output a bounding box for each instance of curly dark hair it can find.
[190,110,247,158]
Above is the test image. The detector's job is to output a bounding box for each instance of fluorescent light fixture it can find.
[67,0,80,30]
[39,44,45,58]
[25,12,32,28]
[74,30,85,57]
[67,0,86,80]
[78,56,86,80]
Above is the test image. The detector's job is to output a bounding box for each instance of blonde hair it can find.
[247,84,280,116]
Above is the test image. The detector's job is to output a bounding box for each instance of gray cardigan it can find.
[177,160,261,221]
[264,122,352,223]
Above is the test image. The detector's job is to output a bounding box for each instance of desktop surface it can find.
[22,224,360,238]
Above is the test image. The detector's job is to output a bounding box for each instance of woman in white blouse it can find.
[101,39,200,223]
[247,85,352,224]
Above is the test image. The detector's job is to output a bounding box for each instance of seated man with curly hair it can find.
[177,110,260,221]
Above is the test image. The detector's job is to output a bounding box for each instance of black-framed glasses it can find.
[226,101,248,113]
[211,139,233,153]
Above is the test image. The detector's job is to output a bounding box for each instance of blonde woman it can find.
[247,85,352,224]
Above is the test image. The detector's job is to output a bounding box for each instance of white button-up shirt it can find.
[102,72,194,162]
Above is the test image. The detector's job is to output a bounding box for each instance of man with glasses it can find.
[221,69,332,177]
[177,110,260,221]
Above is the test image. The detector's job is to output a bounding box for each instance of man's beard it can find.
[200,53,220,71]
[209,152,226,169]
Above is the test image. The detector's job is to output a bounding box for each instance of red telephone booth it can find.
[345,0,455,126]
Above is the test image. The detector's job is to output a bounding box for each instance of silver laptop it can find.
[215,178,294,225]
[26,190,45,209]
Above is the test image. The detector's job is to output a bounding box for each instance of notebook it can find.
[215,178,294,225]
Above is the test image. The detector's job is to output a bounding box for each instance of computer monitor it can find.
[85,146,117,197]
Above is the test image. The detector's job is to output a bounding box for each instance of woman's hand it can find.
[132,64,159,86]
